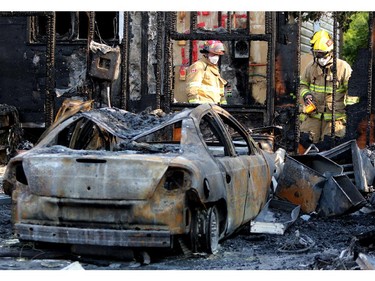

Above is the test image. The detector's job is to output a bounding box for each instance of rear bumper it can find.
[14,223,171,248]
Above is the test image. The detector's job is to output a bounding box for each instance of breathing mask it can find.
[317,56,331,66]
[208,55,220,65]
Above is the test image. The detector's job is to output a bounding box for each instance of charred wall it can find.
[0,16,94,128]
[346,48,373,148]
[126,12,159,113]
[0,17,46,127]
[274,17,299,152]
[0,13,140,130]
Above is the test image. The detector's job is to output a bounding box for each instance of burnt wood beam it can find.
[45,13,56,127]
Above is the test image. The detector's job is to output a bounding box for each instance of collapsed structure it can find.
[0,12,375,259]
[0,12,374,162]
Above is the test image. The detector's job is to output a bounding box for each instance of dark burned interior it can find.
[46,108,180,153]
[40,106,253,156]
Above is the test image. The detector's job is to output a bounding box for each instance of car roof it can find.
[78,106,198,140]
[37,103,242,148]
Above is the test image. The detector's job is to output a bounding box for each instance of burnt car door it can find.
[198,110,250,233]
[214,110,271,225]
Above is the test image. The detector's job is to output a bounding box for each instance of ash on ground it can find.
[1,154,375,270]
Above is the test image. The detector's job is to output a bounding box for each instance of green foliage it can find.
[291,12,370,66]
[342,12,369,66]
[291,11,356,31]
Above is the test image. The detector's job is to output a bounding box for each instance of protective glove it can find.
[219,96,227,105]
[303,93,317,114]
[303,93,315,106]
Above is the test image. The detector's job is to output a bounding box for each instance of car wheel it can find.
[189,210,200,253]
[205,206,219,254]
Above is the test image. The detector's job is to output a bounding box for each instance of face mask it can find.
[317,56,331,66]
[208,55,220,65]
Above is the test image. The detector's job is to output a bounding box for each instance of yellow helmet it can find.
[310,30,334,52]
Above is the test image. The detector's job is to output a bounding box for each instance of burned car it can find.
[3,103,276,254]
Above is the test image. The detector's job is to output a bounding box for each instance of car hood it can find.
[20,146,174,200]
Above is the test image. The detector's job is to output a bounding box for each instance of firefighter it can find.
[186,40,228,105]
[299,30,358,153]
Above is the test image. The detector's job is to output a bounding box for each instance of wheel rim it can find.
[207,206,219,254]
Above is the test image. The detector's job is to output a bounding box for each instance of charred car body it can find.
[3,103,276,254]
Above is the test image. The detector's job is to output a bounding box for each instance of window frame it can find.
[28,12,120,45]
[167,11,274,121]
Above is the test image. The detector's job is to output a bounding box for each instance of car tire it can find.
[189,210,200,253]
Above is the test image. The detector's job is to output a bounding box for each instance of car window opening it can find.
[218,115,253,156]
[118,121,182,154]
[199,114,229,157]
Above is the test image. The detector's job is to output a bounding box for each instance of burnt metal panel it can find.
[317,175,367,217]
[290,154,343,176]
[320,140,371,192]
[15,223,171,247]
[250,198,300,235]
[276,154,343,213]
[89,43,121,81]
[22,153,170,200]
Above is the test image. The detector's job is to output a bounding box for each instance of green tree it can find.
[291,12,369,66]
[342,12,369,66]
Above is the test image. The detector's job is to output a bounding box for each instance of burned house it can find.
[2,11,375,266]
[0,11,375,161]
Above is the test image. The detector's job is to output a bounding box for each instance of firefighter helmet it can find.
[310,30,334,52]
[200,40,225,55]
